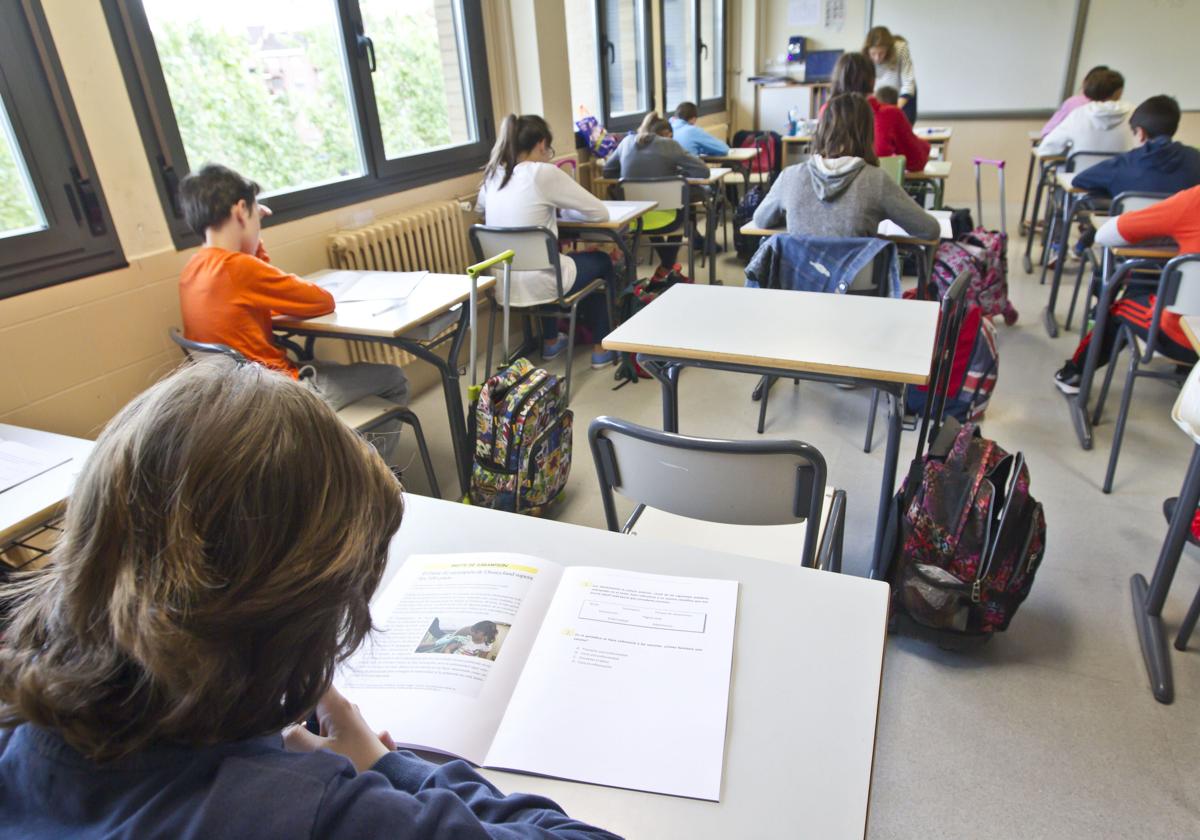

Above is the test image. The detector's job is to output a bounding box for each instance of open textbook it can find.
[338,552,738,801]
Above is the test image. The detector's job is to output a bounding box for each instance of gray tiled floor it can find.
[398,214,1200,838]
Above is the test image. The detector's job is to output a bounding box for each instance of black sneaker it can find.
[1054,361,1081,394]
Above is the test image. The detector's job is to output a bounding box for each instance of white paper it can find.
[878,210,952,240]
[339,553,563,764]
[485,566,739,801]
[314,270,429,302]
[0,440,71,494]
[824,0,845,31]
[788,0,820,26]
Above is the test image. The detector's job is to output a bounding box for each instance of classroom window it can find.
[597,0,653,132]
[104,0,494,247]
[0,1,125,299]
[662,0,725,115]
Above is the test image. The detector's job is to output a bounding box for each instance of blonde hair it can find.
[635,111,672,148]
[0,358,403,761]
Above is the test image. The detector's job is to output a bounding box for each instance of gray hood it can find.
[806,154,867,201]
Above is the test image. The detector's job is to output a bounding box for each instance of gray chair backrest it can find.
[168,327,247,363]
[469,225,559,272]
[620,176,689,212]
[1167,256,1200,316]
[589,416,828,565]
[1112,191,1169,216]
[1066,150,1118,174]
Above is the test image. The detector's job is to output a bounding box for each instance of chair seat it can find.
[628,487,835,566]
[335,395,408,432]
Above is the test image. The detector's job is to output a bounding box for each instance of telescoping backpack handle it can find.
[972,158,1006,236]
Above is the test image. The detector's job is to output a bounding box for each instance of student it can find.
[1041,65,1110,138]
[667,102,730,156]
[423,620,498,656]
[177,164,410,461]
[478,114,616,368]
[604,112,710,279]
[1037,69,1131,160]
[1073,95,1200,198]
[874,86,899,107]
[829,52,929,173]
[1053,185,1200,393]
[863,26,918,123]
[752,93,939,241]
[0,359,619,839]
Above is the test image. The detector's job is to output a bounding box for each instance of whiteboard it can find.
[870,0,1078,114]
[1076,0,1200,111]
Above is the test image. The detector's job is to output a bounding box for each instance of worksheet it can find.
[0,439,71,494]
[338,553,738,800]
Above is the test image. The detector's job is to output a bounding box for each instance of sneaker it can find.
[1054,361,1081,394]
[591,349,617,369]
[542,332,569,361]
[1045,243,1061,269]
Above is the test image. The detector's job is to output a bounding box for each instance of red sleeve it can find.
[877,107,930,172]
[234,254,335,317]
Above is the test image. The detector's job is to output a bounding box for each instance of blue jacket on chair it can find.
[744,234,900,297]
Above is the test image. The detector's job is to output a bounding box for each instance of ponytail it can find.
[483,114,553,190]
[635,111,671,149]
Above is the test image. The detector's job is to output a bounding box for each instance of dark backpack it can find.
[732,185,766,261]
[613,269,693,385]
[904,305,999,423]
[469,358,572,515]
[887,421,1046,637]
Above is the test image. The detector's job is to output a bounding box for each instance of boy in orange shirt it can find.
[178,164,409,459]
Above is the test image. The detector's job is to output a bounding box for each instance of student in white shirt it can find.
[477,114,617,368]
[1037,69,1132,163]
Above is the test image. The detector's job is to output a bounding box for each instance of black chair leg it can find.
[756,375,776,434]
[396,409,441,499]
[1102,349,1140,494]
[1175,583,1200,651]
[864,389,880,453]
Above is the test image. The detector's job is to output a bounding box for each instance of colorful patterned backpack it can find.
[931,236,1018,326]
[888,422,1046,637]
[469,358,572,515]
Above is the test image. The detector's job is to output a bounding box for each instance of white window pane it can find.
[0,100,46,239]
[361,0,476,160]
[565,0,601,119]
[663,0,694,111]
[602,0,649,118]
[699,0,722,101]
[144,0,364,196]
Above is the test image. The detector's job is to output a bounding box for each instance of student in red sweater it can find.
[1054,184,1200,393]
[177,164,409,460]
[828,52,930,172]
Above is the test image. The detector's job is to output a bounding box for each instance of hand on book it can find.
[283,684,395,773]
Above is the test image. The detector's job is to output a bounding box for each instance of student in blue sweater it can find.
[0,359,619,840]
[668,101,730,155]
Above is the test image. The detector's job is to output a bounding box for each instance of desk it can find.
[702,147,756,192]
[1022,153,1067,273]
[1182,315,1200,352]
[904,160,952,209]
[602,283,938,577]
[0,424,93,561]
[558,199,658,293]
[1068,245,1179,451]
[276,273,496,497]
[387,493,889,838]
[1040,171,1094,338]
[1019,130,1042,238]
[913,126,952,160]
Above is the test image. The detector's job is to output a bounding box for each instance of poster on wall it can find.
[824,0,845,32]
[788,0,820,26]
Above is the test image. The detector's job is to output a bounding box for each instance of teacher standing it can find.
[864,26,918,124]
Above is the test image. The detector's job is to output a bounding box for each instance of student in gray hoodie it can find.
[751,93,939,242]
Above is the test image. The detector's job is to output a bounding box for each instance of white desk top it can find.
[386,494,889,840]
[602,283,939,385]
[907,160,952,180]
[702,147,757,162]
[694,166,732,185]
[1056,171,1085,193]
[557,200,658,230]
[1028,129,1044,142]
[740,209,952,241]
[914,126,952,142]
[276,272,494,339]
[0,424,93,546]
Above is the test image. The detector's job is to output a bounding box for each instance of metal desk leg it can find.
[1019,147,1036,237]
[1023,162,1050,274]
[706,188,721,286]
[1069,249,1114,450]
[1132,443,1200,703]
[1041,191,1074,338]
[870,388,904,579]
[641,358,682,433]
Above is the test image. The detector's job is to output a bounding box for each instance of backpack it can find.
[732,185,766,261]
[469,358,572,515]
[930,237,1018,326]
[613,269,693,385]
[887,421,1046,637]
[905,305,999,422]
[732,129,782,178]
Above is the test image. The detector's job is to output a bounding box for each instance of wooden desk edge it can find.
[0,499,66,548]
[1182,317,1200,354]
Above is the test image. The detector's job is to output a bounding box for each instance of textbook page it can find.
[0,440,71,494]
[338,553,563,764]
[485,567,738,800]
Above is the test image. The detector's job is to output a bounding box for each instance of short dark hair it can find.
[471,620,499,643]
[177,164,261,236]
[831,52,875,97]
[1083,69,1124,102]
[673,102,699,122]
[875,86,899,105]
[814,93,878,166]
[1130,95,1181,139]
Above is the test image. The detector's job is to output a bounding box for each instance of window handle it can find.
[606,39,615,65]
[700,41,709,61]
[358,34,376,72]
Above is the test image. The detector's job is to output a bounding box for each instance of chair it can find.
[879,155,906,186]
[1038,149,1119,281]
[1064,191,1170,332]
[588,416,846,571]
[468,224,614,405]
[619,176,697,281]
[1091,254,1200,492]
[167,328,440,497]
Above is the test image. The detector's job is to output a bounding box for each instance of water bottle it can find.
[787,106,801,137]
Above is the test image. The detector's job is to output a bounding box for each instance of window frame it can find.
[660,0,726,117]
[0,0,126,300]
[595,0,655,133]
[102,0,496,249]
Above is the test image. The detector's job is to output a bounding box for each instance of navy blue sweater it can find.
[1073,136,1200,198]
[0,725,622,839]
